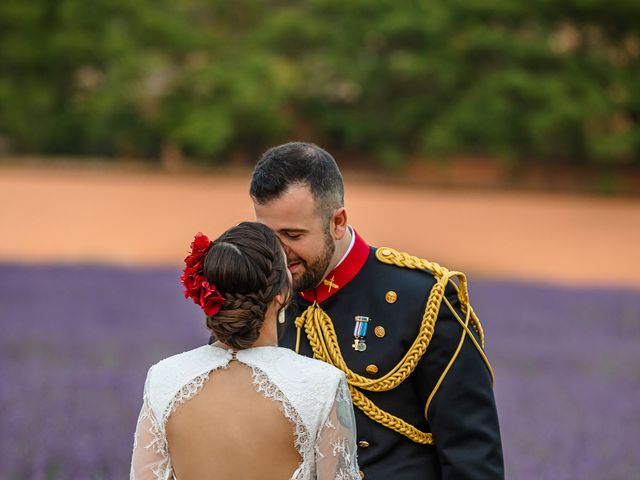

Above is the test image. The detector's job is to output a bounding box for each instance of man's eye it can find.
[285,233,302,240]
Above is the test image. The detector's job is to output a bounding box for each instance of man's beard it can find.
[292,230,335,292]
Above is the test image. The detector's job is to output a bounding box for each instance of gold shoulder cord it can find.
[294,247,494,445]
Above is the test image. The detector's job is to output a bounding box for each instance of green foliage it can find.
[0,0,638,166]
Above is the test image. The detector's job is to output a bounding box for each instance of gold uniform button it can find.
[365,364,378,375]
[358,440,370,448]
[385,290,397,303]
[359,470,365,479]
[374,326,386,338]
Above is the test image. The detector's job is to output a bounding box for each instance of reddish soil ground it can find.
[1,163,639,288]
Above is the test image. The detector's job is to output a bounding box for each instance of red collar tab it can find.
[299,230,370,304]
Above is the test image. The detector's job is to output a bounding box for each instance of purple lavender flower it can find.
[1,264,638,478]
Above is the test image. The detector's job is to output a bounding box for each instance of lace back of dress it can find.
[130,347,360,480]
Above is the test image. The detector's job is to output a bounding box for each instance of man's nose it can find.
[284,245,295,260]
[279,240,294,258]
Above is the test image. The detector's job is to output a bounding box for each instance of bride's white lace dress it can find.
[130,345,359,480]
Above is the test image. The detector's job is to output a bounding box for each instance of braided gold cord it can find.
[296,275,447,392]
[295,305,436,443]
[424,299,472,419]
[349,385,434,444]
[442,296,494,383]
[295,303,438,443]
[292,246,489,445]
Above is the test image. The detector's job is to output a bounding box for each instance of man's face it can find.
[254,184,336,292]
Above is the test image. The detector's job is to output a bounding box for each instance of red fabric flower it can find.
[199,280,225,316]
[180,232,225,316]
[190,232,211,256]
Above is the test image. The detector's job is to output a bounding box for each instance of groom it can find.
[250,142,503,479]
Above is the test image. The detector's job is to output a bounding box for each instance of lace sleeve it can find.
[130,371,170,480]
[315,375,360,480]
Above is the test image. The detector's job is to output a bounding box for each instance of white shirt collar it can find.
[334,225,355,269]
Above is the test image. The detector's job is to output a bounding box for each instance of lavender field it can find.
[1,263,639,479]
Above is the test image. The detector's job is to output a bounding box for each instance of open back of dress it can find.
[130,345,359,480]
[166,360,300,480]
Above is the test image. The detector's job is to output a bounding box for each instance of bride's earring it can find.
[278,307,286,324]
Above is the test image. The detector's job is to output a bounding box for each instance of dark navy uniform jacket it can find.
[279,230,504,479]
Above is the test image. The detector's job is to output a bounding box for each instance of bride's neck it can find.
[252,305,279,346]
[215,304,279,350]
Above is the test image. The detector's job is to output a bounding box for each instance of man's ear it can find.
[331,207,348,240]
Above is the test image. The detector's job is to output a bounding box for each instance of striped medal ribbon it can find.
[352,315,370,351]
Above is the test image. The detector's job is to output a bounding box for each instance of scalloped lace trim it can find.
[139,366,227,480]
[331,437,360,480]
[251,366,313,480]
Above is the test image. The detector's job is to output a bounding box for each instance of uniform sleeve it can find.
[315,375,360,480]
[417,282,504,479]
[130,369,169,480]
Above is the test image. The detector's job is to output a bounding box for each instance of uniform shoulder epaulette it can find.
[375,246,450,279]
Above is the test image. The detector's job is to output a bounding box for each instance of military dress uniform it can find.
[279,230,504,479]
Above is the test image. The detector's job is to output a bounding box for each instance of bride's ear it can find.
[274,292,285,307]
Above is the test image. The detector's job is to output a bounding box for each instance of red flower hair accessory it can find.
[180,232,225,316]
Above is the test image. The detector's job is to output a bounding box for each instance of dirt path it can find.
[1,164,639,288]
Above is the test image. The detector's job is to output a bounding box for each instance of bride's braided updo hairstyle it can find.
[202,222,290,350]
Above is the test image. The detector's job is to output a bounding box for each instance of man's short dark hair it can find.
[250,142,344,219]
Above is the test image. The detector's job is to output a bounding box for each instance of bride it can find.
[130,222,359,479]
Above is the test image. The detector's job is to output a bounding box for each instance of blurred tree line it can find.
[1,0,639,168]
